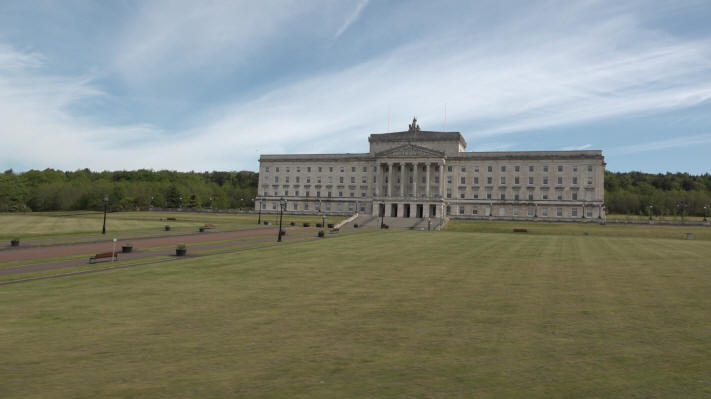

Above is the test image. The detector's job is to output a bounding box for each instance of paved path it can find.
[1,229,317,277]
[0,227,310,263]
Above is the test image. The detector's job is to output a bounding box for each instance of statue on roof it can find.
[408,117,420,132]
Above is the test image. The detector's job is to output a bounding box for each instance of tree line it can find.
[0,168,709,216]
[605,171,711,217]
[0,169,257,212]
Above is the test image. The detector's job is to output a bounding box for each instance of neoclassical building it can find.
[257,118,605,221]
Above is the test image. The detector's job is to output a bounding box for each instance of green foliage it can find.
[1,169,258,212]
[605,171,711,216]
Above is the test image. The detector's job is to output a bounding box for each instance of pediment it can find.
[375,144,445,158]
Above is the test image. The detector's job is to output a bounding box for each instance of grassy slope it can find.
[1,229,710,398]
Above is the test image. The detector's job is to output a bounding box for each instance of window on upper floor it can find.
[515,166,520,172]
[557,176,563,185]
[474,177,479,185]
[515,176,520,185]
[487,176,493,185]
[488,165,493,172]
[528,176,534,185]
[461,167,466,172]
[501,165,506,172]
[529,166,534,172]
[500,176,506,185]
[447,166,453,172]
[558,165,563,172]
[460,177,466,184]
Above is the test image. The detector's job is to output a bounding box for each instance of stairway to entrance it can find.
[346,215,444,230]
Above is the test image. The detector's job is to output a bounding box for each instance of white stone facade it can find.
[256,119,605,221]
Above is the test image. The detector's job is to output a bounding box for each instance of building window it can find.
[274,176,279,183]
[363,166,367,172]
[447,166,452,172]
[276,167,280,172]
[586,208,593,218]
[327,176,333,184]
[500,176,506,185]
[340,167,344,173]
[514,176,520,185]
[572,208,578,217]
[447,176,452,184]
[286,167,290,173]
[473,208,478,215]
[514,192,520,201]
[485,207,491,216]
[556,208,563,217]
[474,177,479,185]
[573,176,578,185]
[460,177,466,184]
[305,203,309,210]
[558,165,563,172]
[285,176,290,183]
[265,166,270,173]
[588,177,593,185]
[284,190,288,196]
[515,166,520,172]
[362,176,367,184]
[328,191,332,197]
[329,166,333,172]
[435,176,440,183]
[474,167,479,172]
[528,190,534,200]
[543,166,548,172]
[361,192,366,197]
[528,208,534,217]
[501,165,506,172]
[499,208,506,216]
[317,191,321,197]
[295,190,299,196]
[307,166,311,172]
[293,203,298,210]
[459,207,464,215]
[473,192,479,199]
[350,192,354,197]
[338,191,343,197]
[461,167,466,172]
[350,176,355,183]
[528,176,534,185]
[487,165,493,172]
[513,208,520,216]
[529,166,534,172]
[542,208,549,216]
[573,166,577,172]
[272,203,277,210]
[543,177,548,185]
[572,192,578,200]
[318,166,322,172]
[446,206,451,215]
[351,166,355,172]
[542,191,549,200]
[486,192,492,199]
[557,176,563,185]
[447,190,452,199]
[460,192,465,199]
[487,176,493,185]
[557,191,563,200]
[306,191,310,197]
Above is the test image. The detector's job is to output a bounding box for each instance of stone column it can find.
[387,162,393,198]
[426,163,430,198]
[413,162,418,198]
[400,163,405,197]
[374,163,380,197]
[439,162,445,198]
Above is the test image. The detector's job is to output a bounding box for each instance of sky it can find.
[1,0,710,174]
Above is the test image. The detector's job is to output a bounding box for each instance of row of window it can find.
[265,164,596,174]
[448,206,594,218]
[448,175,593,186]
[448,190,594,201]
[264,190,369,198]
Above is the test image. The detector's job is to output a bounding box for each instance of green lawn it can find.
[1,228,710,398]
[0,211,344,240]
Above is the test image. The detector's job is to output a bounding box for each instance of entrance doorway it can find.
[391,203,398,217]
[429,204,437,217]
[416,204,424,218]
[404,204,411,218]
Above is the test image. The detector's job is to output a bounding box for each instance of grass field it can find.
[0,211,343,240]
[2,222,710,398]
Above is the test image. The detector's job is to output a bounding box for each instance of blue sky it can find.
[1,0,710,173]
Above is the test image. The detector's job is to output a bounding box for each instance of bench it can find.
[204,224,215,229]
[89,252,118,264]
[513,228,528,233]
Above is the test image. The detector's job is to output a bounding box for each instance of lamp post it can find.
[649,204,653,222]
[277,197,286,242]
[102,195,108,234]
[380,202,385,228]
[257,199,263,224]
[179,195,183,209]
[704,204,708,222]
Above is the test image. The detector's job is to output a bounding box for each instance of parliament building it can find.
[256,118,605,222]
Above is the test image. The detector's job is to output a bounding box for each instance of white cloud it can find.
[609,133,711,155]
[334,0,369,39]
[2,2,711,172]
[561,144,592,151]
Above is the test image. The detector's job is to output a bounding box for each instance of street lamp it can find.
[102,195,108,234]
[179,195,183,209]
[649,204,653,222]
[380,201,385,228]
[704,204,708,222]
[277,197,287,242]
[257,198,263,224]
